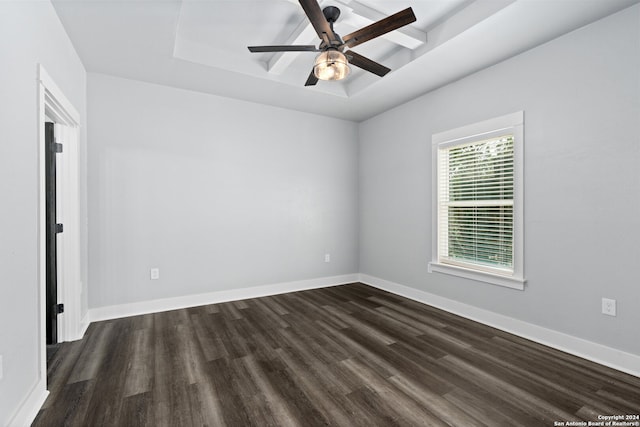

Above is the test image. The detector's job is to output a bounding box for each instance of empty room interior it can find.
[1,0,640,425]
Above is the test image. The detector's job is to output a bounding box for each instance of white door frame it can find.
[36,64,83,383]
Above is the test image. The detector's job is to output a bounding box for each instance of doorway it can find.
[37,65,84,393]
[45,121,61,346]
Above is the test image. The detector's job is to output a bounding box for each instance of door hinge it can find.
[56,303,65,314]
[54,142,63,153]
[55,223,64,233]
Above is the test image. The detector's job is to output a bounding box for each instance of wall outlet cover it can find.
[150,268,160,280]
[601,298,616,316]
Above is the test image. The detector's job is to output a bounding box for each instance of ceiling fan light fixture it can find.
[313,49,351,81]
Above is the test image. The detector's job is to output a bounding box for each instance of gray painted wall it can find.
[87,74,359,308]
[0,1,87,424]
[359,4,640,355]
[2,2,639,423]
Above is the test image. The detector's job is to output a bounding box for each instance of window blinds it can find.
[437,135,514,273]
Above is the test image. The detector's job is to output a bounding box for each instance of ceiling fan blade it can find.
[341,7,416,49]
[298,0,338,43]
[304,70,319,86]
[346,50,390,77]
[248,45,319,53]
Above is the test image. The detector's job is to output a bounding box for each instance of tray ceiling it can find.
[52,0,639,121]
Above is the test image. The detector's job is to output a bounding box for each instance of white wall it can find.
[359,4,640,356]
[87,74,359,309]
[0,1,87,425]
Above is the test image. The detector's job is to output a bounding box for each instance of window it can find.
[430,112,525,290]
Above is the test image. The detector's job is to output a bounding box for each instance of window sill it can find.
[428,262,525,290]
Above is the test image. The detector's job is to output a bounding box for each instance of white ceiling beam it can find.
[345,1,426,49]
[269,0,339,74]
[414,0,514,57]
[268,16,318,74]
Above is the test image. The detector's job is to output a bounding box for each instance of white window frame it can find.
[429,111,525,290]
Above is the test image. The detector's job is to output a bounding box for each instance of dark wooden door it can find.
[45,122,61,345]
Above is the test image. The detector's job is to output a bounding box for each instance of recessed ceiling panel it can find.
[52,0,640,121]
[173,0,427,96]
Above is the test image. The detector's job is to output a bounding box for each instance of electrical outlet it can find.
[601,298,616,316]
[150,268,160,280]
[324,253,331,263]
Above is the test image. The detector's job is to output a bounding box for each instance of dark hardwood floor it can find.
[33,283,640,426]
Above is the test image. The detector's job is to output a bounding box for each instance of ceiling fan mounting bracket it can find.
[322,6,341,24]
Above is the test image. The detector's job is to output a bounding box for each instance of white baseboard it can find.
[89,274,359,323]
[77,312,90,339]
[61,312,90,343]
[359,273,640,378]
[8,378,49,427]
[83,272,639,378]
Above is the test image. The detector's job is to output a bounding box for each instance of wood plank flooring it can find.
[33,283,640,426]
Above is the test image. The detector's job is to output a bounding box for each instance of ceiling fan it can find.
[248,0,416,86]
